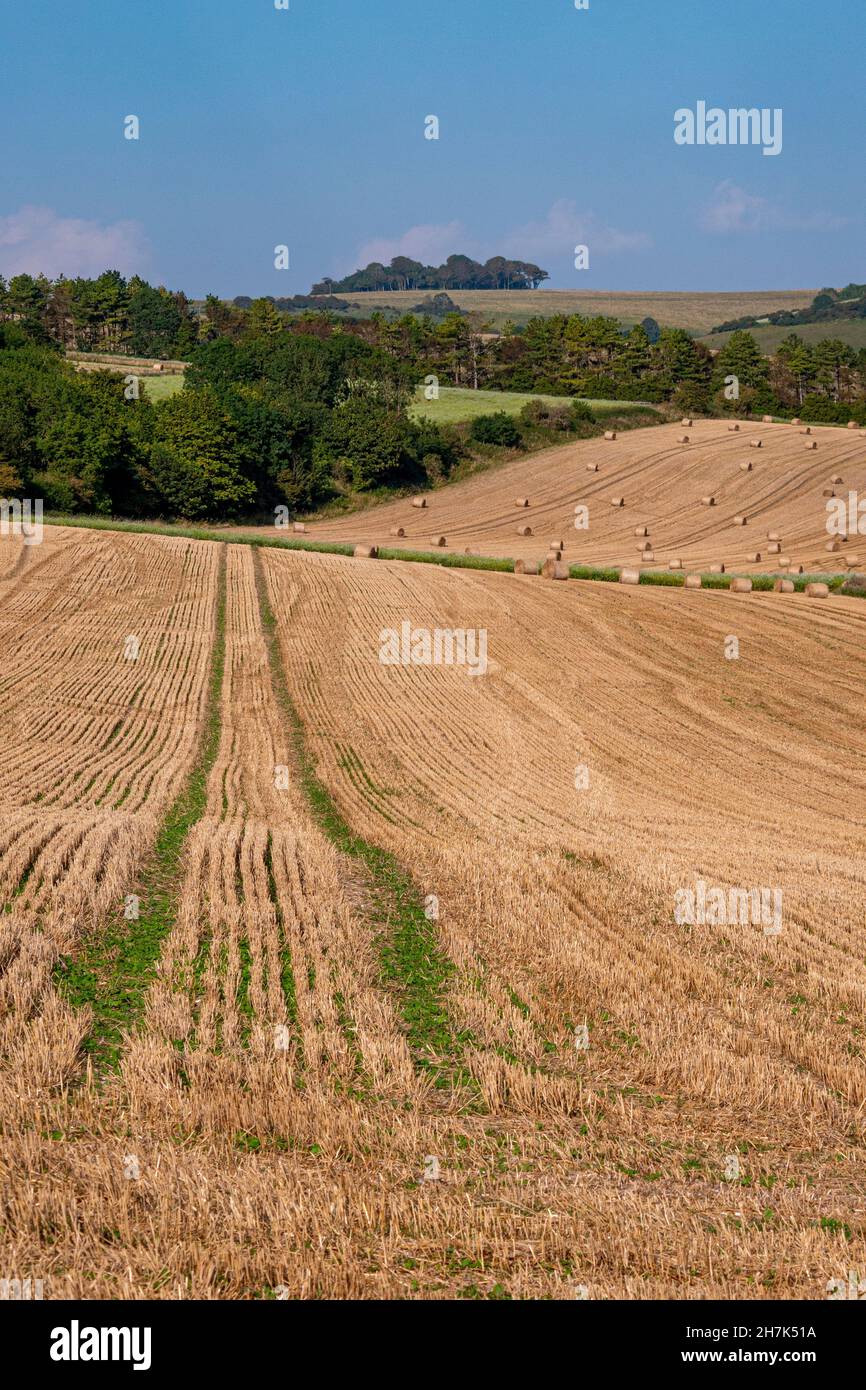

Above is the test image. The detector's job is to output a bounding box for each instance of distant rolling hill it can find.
[331,288,816,334]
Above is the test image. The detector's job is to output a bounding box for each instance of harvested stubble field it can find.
[1,524,865,1301]
[306,418,866,576]
[336,288,816,334]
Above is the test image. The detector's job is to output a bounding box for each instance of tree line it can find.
[458,317,866,419]
[0,270,198,357]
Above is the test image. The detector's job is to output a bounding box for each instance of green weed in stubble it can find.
[56,550,227,1073]
[252,551,464,1086]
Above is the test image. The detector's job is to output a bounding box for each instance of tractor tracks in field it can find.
[55,548,228,1073]
[251,548,467,1088]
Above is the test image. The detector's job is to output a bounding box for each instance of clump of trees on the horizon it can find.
[311,254,550,294]
[2,269,865,526]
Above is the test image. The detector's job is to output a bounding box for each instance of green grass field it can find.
[409,386,658,424]
[140,378,649,421]
[131,375,652,422]
[142,373,185,401]
[700,320,866,352]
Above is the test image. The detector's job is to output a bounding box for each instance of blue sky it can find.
[1,0,862,294]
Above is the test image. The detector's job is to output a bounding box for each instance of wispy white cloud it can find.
[354,221,468,270]
[0,205,148,279]
[699,181,848,234]
[502,199,652,261]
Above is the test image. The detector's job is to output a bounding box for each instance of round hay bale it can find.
[353,543,378,559]
[800,426,812,435]
[826,540,842,553]
[678,434,690,444]
[637,540,652,552]
[747,551,762,563]
[681,417,693,427]
[846,554,862,568]
[823,488,835,498]
[805,582,829,598]
[292,521,307,533]
[389,525,405,537]
[777,554,791,567]
[514,558,539,575]
[788,562,804,574]
[762,414,774,424]
[604,430,617,441]
[541,558,569,580]
[768,542,782,554]
[669,559,683,570]
[586,462,599,472]
[517,525,533,537]
[411,497,428,509]
[610,496,625,508]
[805,440,818,450]
[848,421,859,430]
[709,563,726,574]
[774,578,795,593]
[740,461,753,472]
[515,496,530,508]
[634,525,649,537]
[429,534,447,547]
[642,551,655,562]
[684,574,702,589]
[619,568,641,585]
[728,422,741,431]
[831,474,843,485]
[767,530,781,542]
[791,417,801,426]
[733,514,747,525]
[549,538,564,549]
[701,495,716,506]
[749,438,763,448]
[730,577,753,593]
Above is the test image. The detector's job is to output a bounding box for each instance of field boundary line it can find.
[41,515,863,595]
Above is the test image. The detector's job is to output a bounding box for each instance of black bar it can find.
[6,1297,857,1376]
